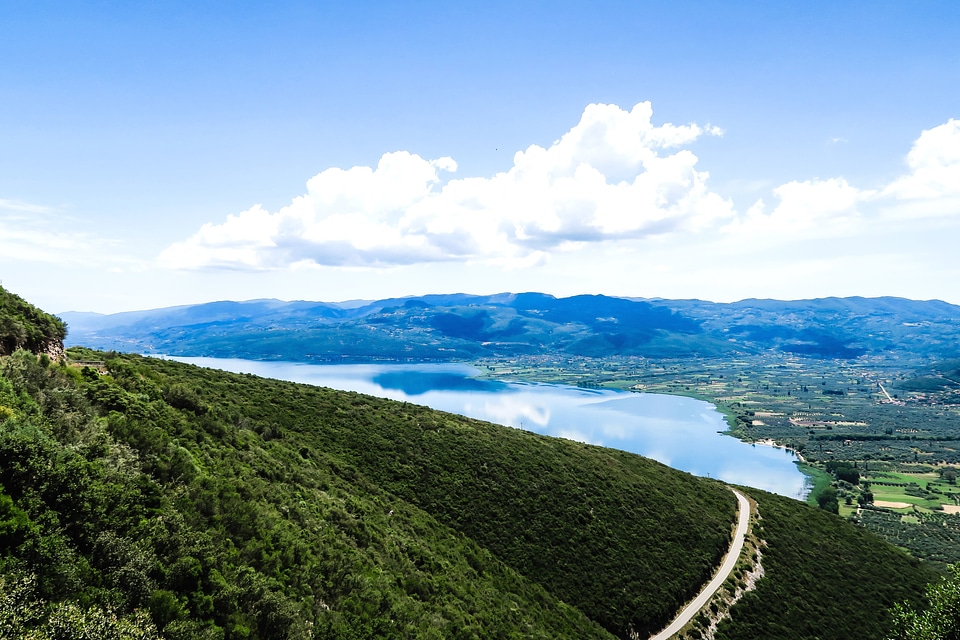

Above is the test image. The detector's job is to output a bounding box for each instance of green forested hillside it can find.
[0,285,66,356]
[715,490,935,639]
[0,349,610,639]
[109,353,737,638]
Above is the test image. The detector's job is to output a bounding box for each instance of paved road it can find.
[648,489,751,640]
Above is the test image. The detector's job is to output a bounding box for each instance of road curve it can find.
[648,488,751,640]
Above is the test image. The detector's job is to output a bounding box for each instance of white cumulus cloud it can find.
[725,118,960,240]
[160,105,960,274]
[877,119,960,221]
[726,177,871,238]
[159,102,733,271]
[883,119,960,200]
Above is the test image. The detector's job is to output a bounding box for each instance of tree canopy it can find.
[888,564,960,640]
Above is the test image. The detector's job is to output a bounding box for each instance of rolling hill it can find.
[62,293,960,363]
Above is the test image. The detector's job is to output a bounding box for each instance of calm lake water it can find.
[169,357,808,499]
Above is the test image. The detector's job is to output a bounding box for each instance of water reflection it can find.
[373,371,508,395]
[475,396,552,429]
[167,357,807,499]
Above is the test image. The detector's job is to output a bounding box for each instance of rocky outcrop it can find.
[42,338,66,362]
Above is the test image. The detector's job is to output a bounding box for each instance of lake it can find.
[168,357,809,498]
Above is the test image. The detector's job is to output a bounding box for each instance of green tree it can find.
[941,468,957,485]
[0,572,161,640]
[817,487,840,514]
[888,564,960,639]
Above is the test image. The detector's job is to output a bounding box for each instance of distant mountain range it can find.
[61,293,960,362]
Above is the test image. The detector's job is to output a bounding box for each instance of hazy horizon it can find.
[54,290,960,318]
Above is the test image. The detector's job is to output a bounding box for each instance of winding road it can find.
[648,488,751,640]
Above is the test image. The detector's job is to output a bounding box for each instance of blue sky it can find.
[2,1,959,313]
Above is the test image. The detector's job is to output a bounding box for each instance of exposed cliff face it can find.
[41,338,66,362]
[0,327,66,361]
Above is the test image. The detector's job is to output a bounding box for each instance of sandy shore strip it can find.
[753,438,805,462]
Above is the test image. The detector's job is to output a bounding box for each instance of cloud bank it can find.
[160,108,960,272]
[160,102,732,270]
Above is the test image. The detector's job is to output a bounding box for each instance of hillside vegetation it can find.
[1,348,616,639]
[111,353,740,637]
[715,489,934,639]
[0,289,941,638]
[0,285,65,357]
